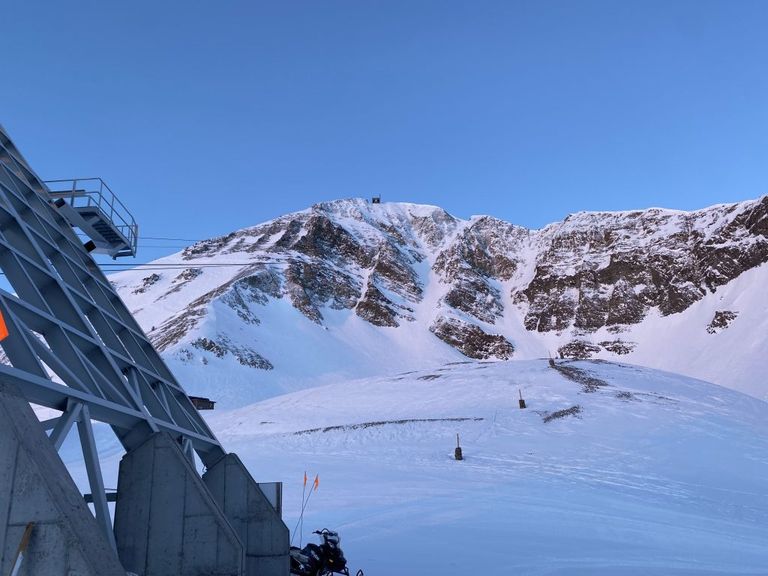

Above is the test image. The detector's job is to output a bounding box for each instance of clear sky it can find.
[2,0,768,264]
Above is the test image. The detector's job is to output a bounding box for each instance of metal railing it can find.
[44,178,138,256]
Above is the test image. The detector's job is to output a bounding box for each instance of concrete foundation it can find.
[204,454,290,576]
[113,432,244,576]
[0,381,126,576]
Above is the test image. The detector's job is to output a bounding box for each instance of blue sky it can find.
[2,0,768,263]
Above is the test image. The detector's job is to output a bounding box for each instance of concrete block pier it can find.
[0,382,125,576]
[204,454,290,576]
[113,432,245,576]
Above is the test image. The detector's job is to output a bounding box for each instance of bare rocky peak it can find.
[125,195,768,369]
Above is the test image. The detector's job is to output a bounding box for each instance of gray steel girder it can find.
[0,126,229,552]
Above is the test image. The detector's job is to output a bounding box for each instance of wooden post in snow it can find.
[454,433,463,461]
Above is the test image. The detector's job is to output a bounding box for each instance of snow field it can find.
[204,360,768,575]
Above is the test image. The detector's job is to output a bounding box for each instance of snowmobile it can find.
[289,528,364,576]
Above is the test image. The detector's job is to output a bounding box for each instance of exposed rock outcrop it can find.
[707,310,738,334]
[430,317,514,360]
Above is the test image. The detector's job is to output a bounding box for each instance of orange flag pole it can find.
[292,471,310,546]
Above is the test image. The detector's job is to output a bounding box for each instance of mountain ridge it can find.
[111,196,768,404]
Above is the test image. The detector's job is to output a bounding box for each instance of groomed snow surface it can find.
[54,359,768,575]
[203,360,767,575]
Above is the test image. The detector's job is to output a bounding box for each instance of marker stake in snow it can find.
[455,433,463,461]
[299,471,307,547]
[292,472,320,547]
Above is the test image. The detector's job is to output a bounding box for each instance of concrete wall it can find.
[0,381,126,576]
[203,454,290,576]
[0,382,287,576]
[113,432,245,576]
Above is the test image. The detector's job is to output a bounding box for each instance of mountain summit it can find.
[113,197,768,404]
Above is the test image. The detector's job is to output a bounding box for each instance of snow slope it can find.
[205,360,768,575]
[597,262,768,392]
[57,360,768,575]
[505,262,768,399]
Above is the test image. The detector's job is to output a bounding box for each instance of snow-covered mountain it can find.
[111,196,768,404]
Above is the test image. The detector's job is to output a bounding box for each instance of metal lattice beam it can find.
[0,125,227,547]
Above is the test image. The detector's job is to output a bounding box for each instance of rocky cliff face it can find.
[111,196,768,398]
[519,197,768,336]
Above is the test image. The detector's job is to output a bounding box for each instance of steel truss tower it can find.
[0,125,288,576]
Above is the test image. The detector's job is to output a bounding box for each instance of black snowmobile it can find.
[289,528,363,576]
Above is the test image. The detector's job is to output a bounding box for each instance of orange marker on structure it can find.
[0,310,8,341]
